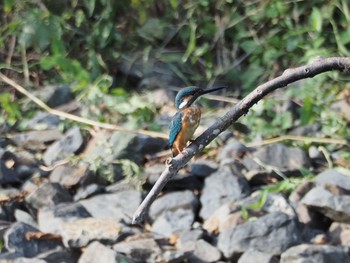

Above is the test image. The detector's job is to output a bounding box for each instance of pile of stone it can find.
[1,87,350,262]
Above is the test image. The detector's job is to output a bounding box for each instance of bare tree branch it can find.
[132,56,350,224]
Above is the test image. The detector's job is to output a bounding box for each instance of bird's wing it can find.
[168,111,183,147]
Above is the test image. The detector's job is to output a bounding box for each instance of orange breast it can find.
[172,105,201,156]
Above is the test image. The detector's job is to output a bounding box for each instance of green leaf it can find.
[300,96,314,124]
[0,92,21,125]
[39,56,54,70]
[182,22,197,62]
[137,19,165,41]
[310,8,323,32]
[84,0,96,17]
[240,40,257,53]
[169,0,178,9]
[4,0,14,13]
[75,9,85,27]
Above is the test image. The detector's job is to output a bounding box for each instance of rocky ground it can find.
[1,86,350,263]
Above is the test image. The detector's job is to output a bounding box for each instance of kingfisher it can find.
[169,86,226,157]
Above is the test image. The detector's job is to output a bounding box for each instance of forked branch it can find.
[132,56,350,224]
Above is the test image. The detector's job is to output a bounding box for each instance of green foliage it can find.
[76,75,157,128]
[0,92,21,125]
[1,0,349,139]
[241,170,314,220]
[2,0,350,88]
[84,146,144,191]
[114,159,144,191]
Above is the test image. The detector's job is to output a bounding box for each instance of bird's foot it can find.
[181,149,189,156]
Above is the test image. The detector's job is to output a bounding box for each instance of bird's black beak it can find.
[188,86,226,106]
[200,86,226,96]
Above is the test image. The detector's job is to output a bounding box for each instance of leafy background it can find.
[1,0,350,148]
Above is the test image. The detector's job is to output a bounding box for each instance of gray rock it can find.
[49,85,74,107]
[21,179,40,194]
[176,229,204,249]
[331,99,350,122]
[50,164,89,188]
[0,253,47,263]
[79,190,141,224]
[3,150,44,181]
[136,135,167,156]
[145,163,166,184]
[167,173,203,191]
[218,138,251,163]
[43,127,84,166]
[0,187,20,197]
[189,159,218,178]
[0,137,10,148]
[78,241,134,263]
[38,202,91,234]
[280,244,350,263]
[37,247,79,263]
[104,132,166,165]
[74,184,105,201]
[147,166,202,190]
[0,158,19,184]
[217,130,234,143]
[253,143,310,170]
[161,250,191,263]
[188,239,222,263]
[14,209,37,228]
[36,85,74,108]
[238,192,295,216]
[243,143,310,184]
[113,235,161,263]
[78,241,116,263]
[25,183,72,210]
[308,145,323,159]
[150,191,199,238]
[203,202,243,234]
[200,166,250,220]
[238,248,279,263]
[4,222,62,258]
[315,169,350,192]
[105,179,137,193]
[117,54,184,90]
[263,193,295,215]
[61,217,124,248]
[290,124,321,136]
[149,190,198,222]
[289,181,315,204]
[218,212,301,258]
[11,130,63,147]
[152,208,196,238]
[0,188,23,221]
[328,222,350,246]
[0,220,11,238]
[301,186,350,223]
[26,111,61,130]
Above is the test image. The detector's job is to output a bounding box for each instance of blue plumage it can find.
[169,86,226,156]
[168,111,183,147]
[175,86,199,109]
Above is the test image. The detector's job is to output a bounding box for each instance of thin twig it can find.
[132,56,350,224]
[6,35,16,65]
[246,135,348,148]
[21,43,30,85]
[0,73,168,139]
